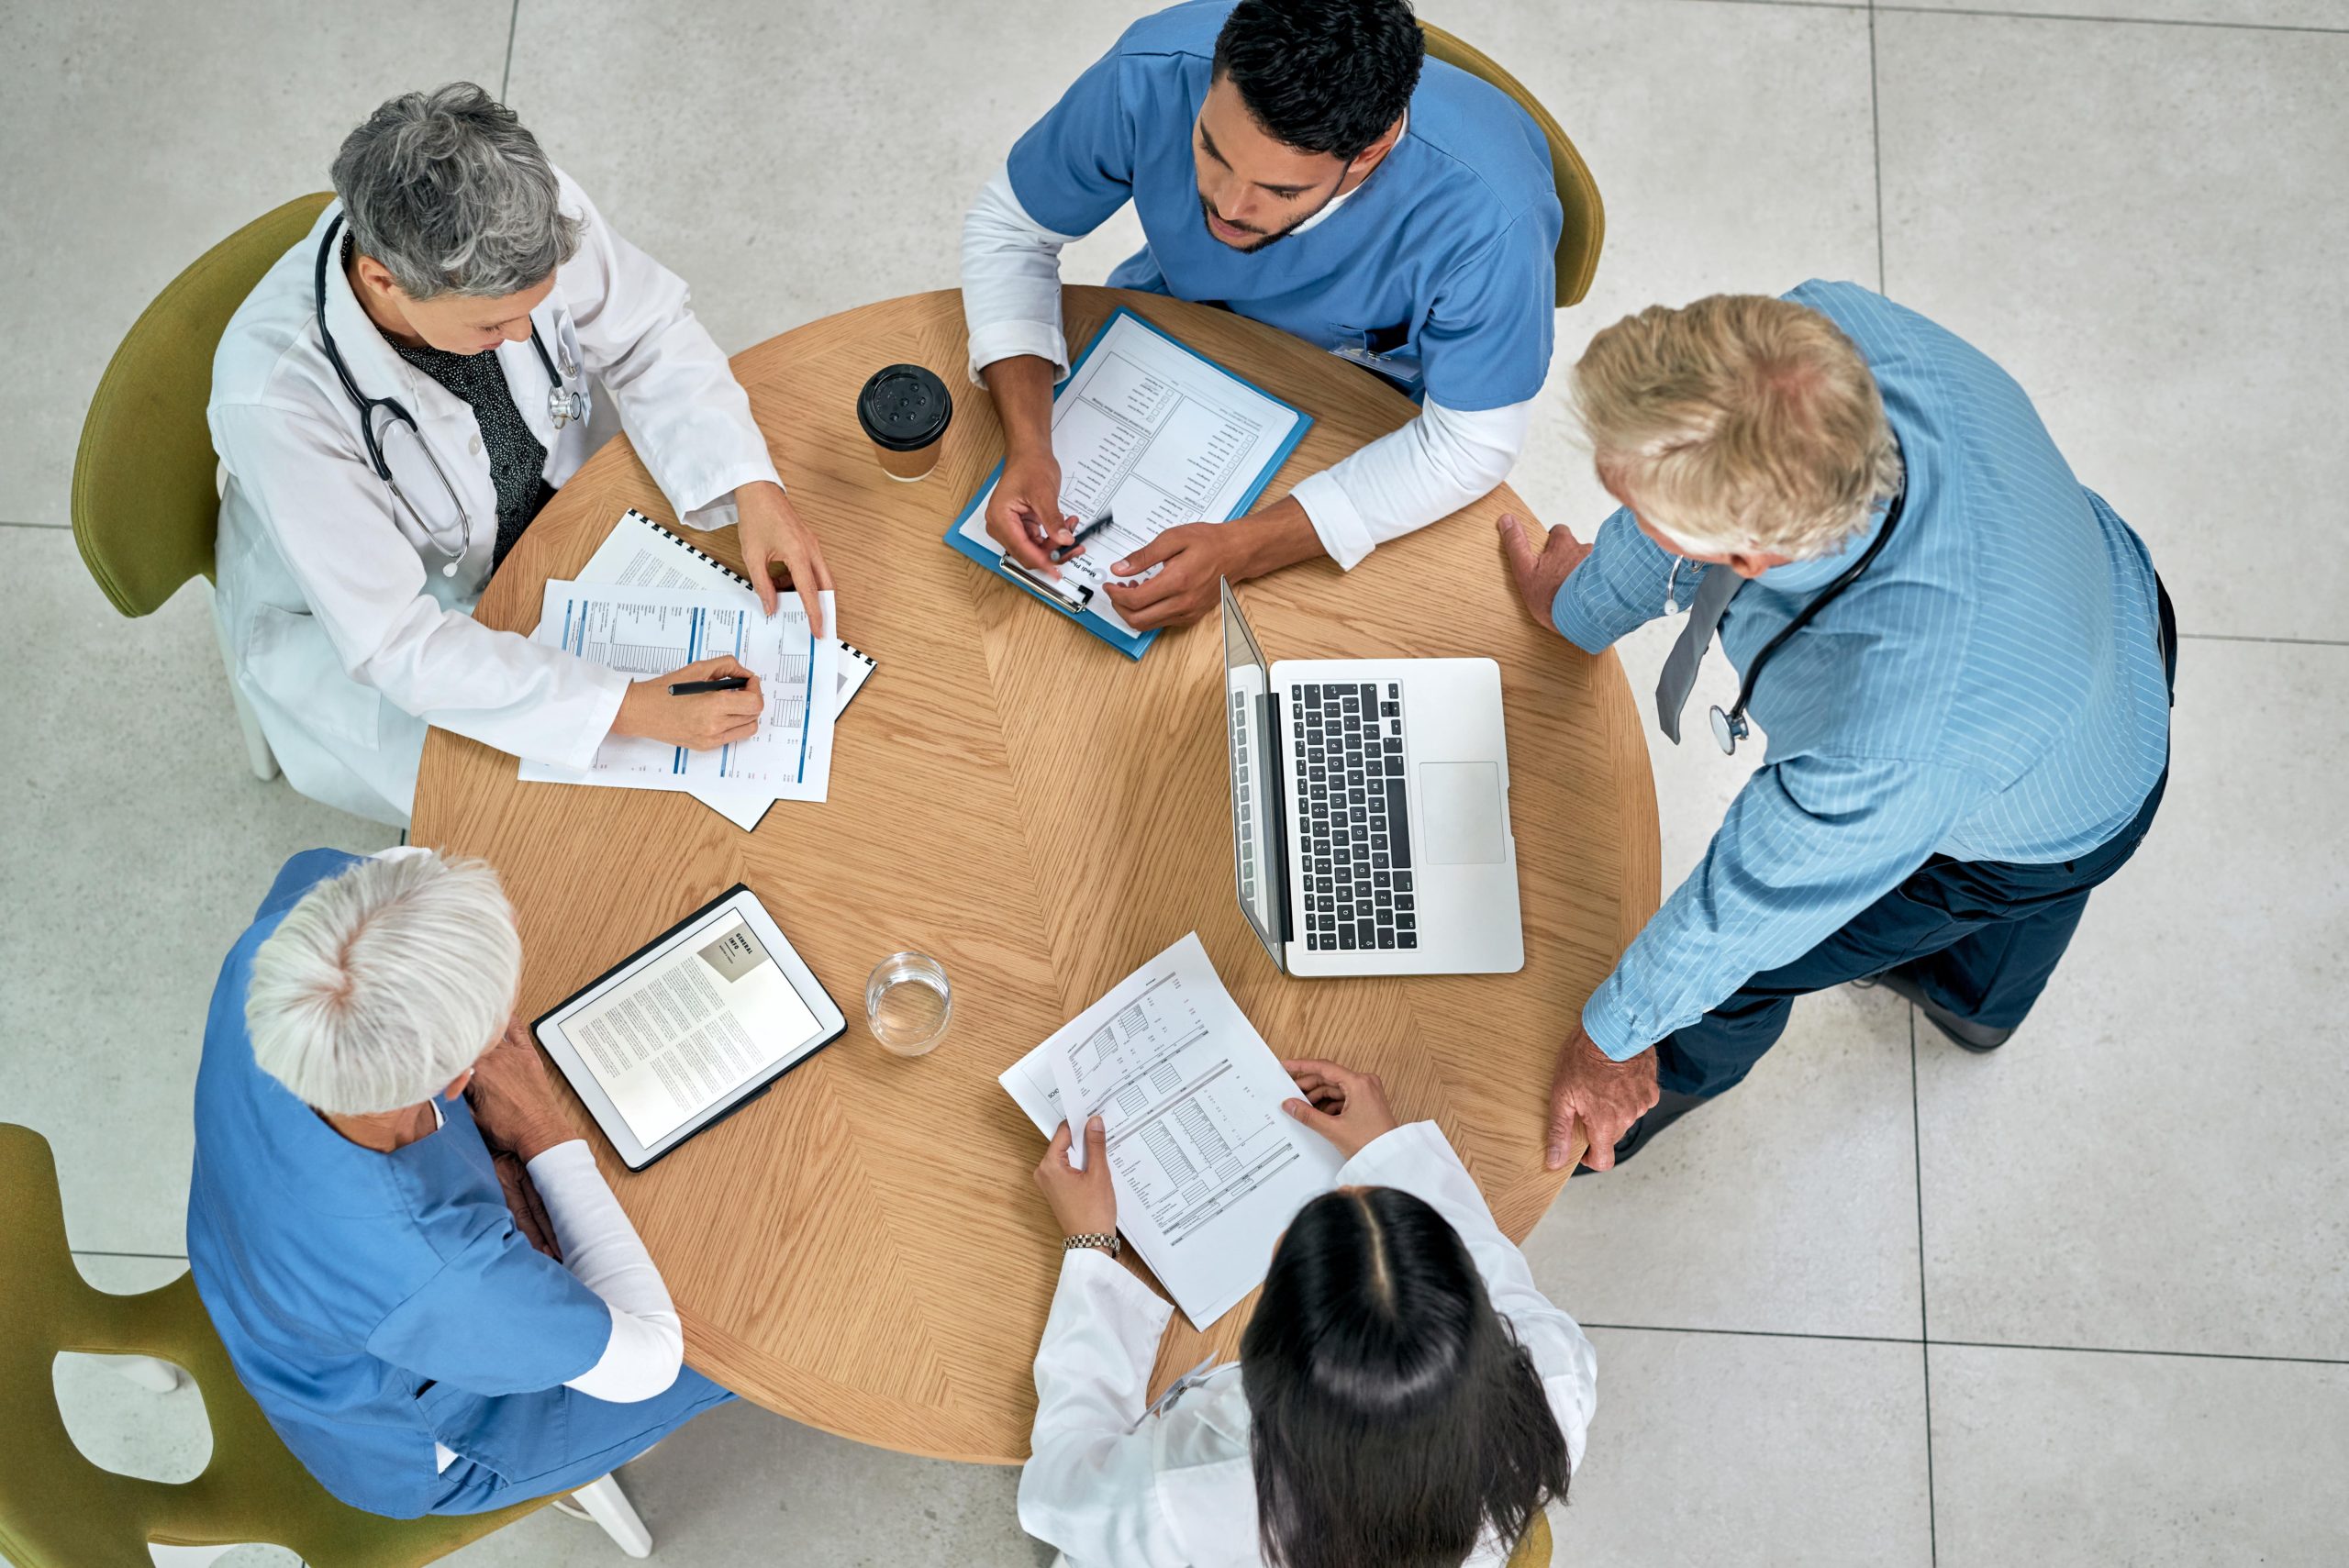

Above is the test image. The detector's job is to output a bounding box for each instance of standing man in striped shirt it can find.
[1502,284,2176,1173]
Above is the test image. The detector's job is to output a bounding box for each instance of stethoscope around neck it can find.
[1699,485,1906,756]
[312,213,589,577]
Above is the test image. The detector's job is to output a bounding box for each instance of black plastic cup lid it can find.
[857,364,953,450]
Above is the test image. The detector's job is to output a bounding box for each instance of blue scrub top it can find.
[185,849,614,1518]
[1008,0,1562,407]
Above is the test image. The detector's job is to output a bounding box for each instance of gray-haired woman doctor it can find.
[209,83,830,826]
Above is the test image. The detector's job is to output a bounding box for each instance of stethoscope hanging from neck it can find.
[1709,485,1907,756]
[312,213,588,576]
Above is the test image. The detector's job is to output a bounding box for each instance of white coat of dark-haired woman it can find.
[1021,1058,1597,1568]
[210,83,832,826]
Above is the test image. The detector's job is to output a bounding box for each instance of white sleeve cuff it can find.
[968,319,1072,386]
[1289,469,1375,571]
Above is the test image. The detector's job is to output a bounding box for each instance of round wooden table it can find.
[415,286,1659,1464]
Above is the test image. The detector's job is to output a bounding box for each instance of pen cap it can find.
[856,363,953,482]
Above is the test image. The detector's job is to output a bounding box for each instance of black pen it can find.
[668,675,751,695]
[1050,509,1116,564]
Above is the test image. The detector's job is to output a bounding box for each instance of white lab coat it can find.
[1019,1122,1597,1568]
[208,170,782,825]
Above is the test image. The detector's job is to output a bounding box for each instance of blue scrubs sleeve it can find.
[367,1231,612,1396]
[1007,44,1141,239]
[1418,211,1557,412]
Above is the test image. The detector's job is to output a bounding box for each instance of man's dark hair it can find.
[1212,0,1426,161]
[1241,1184,1570,1568]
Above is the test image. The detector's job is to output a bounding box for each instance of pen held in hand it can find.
[1050,509,1116,564]
[668,675,751,695]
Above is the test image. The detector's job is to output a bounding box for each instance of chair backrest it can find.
[1505,1507,1556,1568]
[0,1123,532,1568]
[1420,22,1604,310]
[70,193,333,618]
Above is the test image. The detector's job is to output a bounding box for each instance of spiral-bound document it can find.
[562,510,877,829]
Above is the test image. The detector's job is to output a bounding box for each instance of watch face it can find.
[1709,705,1737,754]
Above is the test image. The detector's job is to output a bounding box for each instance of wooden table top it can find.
[414,286,1659,1464]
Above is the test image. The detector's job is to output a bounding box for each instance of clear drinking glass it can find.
[865,951,952,1057]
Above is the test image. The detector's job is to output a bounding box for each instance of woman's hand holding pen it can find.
[610,655,763,751]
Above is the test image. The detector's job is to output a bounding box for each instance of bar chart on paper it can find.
[523,581,841,804]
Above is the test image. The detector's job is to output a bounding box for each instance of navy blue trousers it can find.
[1656,584,2176,1101]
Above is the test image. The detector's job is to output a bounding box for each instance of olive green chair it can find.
[1507,1508,1555,1567]
[1422,21,1605,309]
[68,192,334,785]
[0,1123,651,1566]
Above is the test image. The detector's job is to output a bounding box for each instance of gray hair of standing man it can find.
[330,82,582,300]
[246,852,524,1116]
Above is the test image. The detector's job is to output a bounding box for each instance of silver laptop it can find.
[1222,581,1524,977]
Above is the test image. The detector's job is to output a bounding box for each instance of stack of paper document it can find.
[1001,933,1344,1328]
[520,510,877,828]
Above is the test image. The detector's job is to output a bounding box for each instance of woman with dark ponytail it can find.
[1019,1056,1594,1567]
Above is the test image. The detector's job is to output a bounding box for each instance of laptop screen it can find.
[1221,582,1288,971]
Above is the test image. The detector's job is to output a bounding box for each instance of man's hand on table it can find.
[986,449,1079,577]
[735,480,834,634]
[1100,498,1326,630]
[1545,1022,1660,1172]
[1498,511,1590,627]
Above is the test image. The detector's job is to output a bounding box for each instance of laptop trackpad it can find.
[1419,762,1505,865]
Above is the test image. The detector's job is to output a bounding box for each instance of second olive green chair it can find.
[0,1122,658,1567]
[68,192,333,784]
[1422,20,1605,309]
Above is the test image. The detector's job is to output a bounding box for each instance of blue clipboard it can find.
[943,306,1314,660]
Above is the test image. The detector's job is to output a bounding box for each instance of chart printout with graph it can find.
[948,309,1309,655]
[1002,932,1344,1327]
[521,580,840,803]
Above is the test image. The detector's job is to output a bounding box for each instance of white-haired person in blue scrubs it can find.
[962,0,1563,628]
[186,847,729,1518]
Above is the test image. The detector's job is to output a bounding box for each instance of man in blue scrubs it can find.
[1501,284,2175,1172]
[187,848,729,1517]
[963,0,1564,627]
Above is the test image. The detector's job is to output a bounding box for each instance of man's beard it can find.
[1197,192,1321,253]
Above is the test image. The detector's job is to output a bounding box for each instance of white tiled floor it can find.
[5,1,2344,1563]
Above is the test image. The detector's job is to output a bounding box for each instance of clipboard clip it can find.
[998,555,1096,613]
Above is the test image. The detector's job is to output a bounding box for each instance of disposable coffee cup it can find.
[856,363,952,483]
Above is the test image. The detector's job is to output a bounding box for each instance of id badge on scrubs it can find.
[1327,320,1424,395]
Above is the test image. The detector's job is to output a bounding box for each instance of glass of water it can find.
[865,951,952,1057]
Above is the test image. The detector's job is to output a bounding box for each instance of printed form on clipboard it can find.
[998,932,1344,1328]
[946,309,1312,660]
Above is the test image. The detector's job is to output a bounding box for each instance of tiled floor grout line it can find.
[0,518,69,529]
[1583,1321,2349,1368]
[2177,631,2349,647]
[1907,1006,1940,1563]
[1660,0,2349,37]
[1867,0,1888,295]
[500,0,520,101]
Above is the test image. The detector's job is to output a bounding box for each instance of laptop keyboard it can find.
[1292,682,1417,952]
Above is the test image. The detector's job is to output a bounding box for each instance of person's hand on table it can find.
[467,1018,577,1165]
[1498,511,1591,627]
[1098,522,1256,629]
[491,1148,562,1260]
[1034,1116,1119,1240]
[986,450,1078,578]
[1544,1022,1660,1172]
[611,656,763,751]
[734,480,833,634]
[1280,1057,1401,1160]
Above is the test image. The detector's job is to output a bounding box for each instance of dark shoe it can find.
[1577,1089,1710,1173]
[1870,966,2014,1052]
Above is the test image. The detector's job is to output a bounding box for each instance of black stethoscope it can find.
[1704,484,1905,756]
[312,213,589,577]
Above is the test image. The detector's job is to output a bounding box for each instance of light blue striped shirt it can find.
[1555,282,2171,1061]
